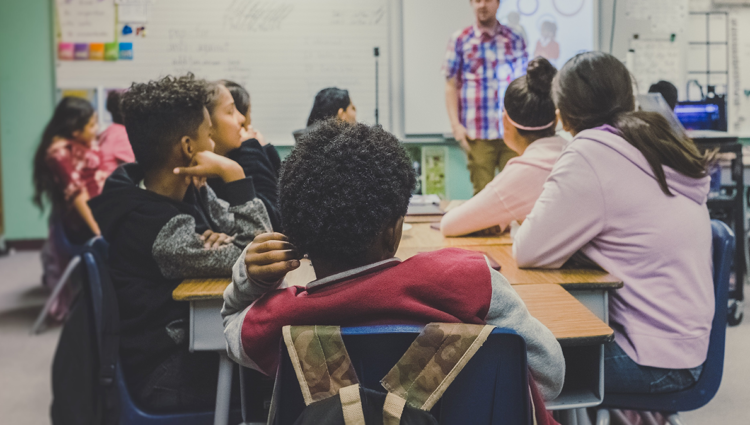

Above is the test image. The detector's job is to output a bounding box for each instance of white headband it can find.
[505,112,556,131]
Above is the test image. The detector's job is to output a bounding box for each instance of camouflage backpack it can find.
[279,323,496,425]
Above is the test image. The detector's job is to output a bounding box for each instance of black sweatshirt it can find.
[89,163,271,388]
[208,139,282,231]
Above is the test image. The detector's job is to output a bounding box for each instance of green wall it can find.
[0,0,55,240]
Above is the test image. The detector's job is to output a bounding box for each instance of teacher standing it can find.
[444,0,528,194]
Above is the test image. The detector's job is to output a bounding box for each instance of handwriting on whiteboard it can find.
[223,0,295,32]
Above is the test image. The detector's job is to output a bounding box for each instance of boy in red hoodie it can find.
[222,119,564,404]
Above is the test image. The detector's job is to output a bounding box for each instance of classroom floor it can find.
[0,250,748,424]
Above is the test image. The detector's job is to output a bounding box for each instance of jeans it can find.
[604,342,703,394]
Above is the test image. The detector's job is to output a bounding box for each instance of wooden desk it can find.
[175,219,620,417]
[401,222,514,249]
[174,279,612,348]
[174,278,611,413]
[396,232,622,324]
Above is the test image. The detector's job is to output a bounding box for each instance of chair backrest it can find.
[80,237,225,425]
[602,219,734,412]
[272,324,531,425]
[50,212,86,257]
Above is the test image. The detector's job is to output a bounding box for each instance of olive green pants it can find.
[466,138,518,195]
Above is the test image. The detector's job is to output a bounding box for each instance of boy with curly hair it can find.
[222,119,565,402]
[89,74,271,411]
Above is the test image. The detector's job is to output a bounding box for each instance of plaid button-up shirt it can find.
[443,22,528,140]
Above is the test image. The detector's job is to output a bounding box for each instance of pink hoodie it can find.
[441,136,567,236]
[514,127,713,369]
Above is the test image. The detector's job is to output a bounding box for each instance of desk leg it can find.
[214,352,234,425]
[559,408,593,425]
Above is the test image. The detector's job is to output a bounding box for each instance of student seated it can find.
[306,87,357,127]
[648,80,679,111]
[222,119,565,401]
[513,52,713,394]
[34,96,104,318]
[205,80,282,230]
[98,89,135,175]
[440,57,566,236]
[89,75,271,412]
[223,80,282,175]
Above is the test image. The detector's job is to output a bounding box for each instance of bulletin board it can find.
[53,0,394,145]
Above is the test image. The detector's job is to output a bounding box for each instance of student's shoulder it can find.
[401,248,491,278]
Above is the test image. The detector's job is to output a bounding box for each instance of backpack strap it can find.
[380,323,495,423]
[282,325,360,405]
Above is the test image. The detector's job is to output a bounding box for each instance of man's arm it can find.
[445,77,470,152]
[442,33,470,152]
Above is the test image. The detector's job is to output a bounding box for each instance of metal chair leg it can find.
[214,352,234,425]
[667,413,686,425]
[31,255,81,335]
[596,409,610,425]
[239,365,248,425]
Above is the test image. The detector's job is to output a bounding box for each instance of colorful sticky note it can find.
[104,42,119,61]
[74,43,89,60]
[89,43,105,60]
[58,42,74,60]
[119,42,134,60]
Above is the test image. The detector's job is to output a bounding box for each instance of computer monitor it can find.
[675,96,727,132]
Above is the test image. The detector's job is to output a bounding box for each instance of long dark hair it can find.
[106,90,125,124]
[221,80,251,116]
[306,87,350,127]
[504,57,557,140]
[33,96,95,211]
[554,52,708,196]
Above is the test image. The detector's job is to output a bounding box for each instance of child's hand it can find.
[246,125,267,146]
[245,233,301,285]
[173,151,245,183]
[200,229,235,249]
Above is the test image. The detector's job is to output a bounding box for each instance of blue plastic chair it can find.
[31,214,88,334]
[596,220,734,425]
[271,324,532,425]
[80,237,241,425]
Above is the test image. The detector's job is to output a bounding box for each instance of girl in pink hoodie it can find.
[441,57,567,236]
[514,52,713,394]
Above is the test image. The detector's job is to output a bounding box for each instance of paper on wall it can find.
[117,0,153,23]
[625,0,689,34]
[631,39,683,93]
[56,0,116,43]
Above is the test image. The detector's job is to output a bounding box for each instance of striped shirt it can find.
[443,22,528,140]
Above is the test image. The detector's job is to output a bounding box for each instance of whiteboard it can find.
[403,0,596,136]
[56,0,392,145]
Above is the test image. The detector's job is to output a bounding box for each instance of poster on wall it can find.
[497,0,595,69]
[56,0,116,43]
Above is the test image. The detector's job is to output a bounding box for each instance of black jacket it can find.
[89,163,271,388]
[208,138,282,231]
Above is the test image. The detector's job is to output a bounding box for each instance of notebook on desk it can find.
[407,194,444,216]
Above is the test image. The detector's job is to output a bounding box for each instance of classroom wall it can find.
[0,0,56,241]
[1,0,746,240]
